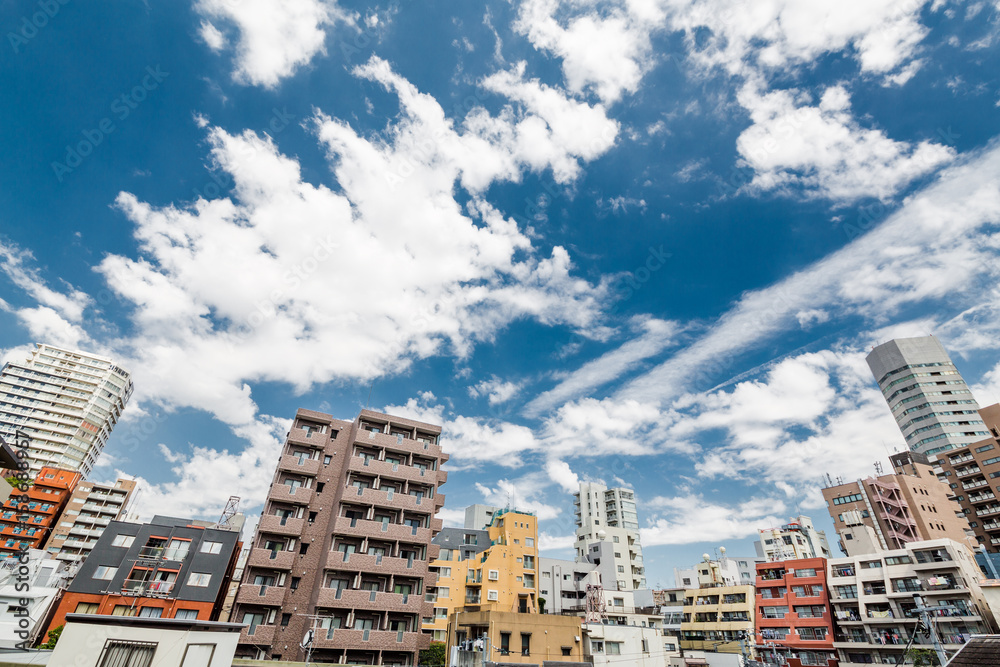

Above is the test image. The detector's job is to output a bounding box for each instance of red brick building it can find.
[756,557,838,667]
[0,466,80,557]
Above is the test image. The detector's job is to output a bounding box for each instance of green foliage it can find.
[419,641,447,666]
[38,624,62,649]
[905,648,940,666]
[538,596,546,614]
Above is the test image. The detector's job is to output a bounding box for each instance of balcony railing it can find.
[122,578,174,597]
[956,467,982,478]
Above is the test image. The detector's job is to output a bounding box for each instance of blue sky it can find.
[2,0,1000,588]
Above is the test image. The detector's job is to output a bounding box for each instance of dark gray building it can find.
[46,515,242,633]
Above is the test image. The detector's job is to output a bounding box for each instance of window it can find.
[180,644,216,667]
[299,543,309,555]
[613,597,624,606]
[617,565,625,573]
[437,587,449,599]
[607,642,622,655]
[200,541,223,555]
[794,568,817,577]
[488,570,499,581]
[281,613,291,627]
[137,607,163,618]
[112,605,137,616]
[75,602,99,614]
[187,572,211,587]
[323,455,332,465]
[439,567,451,578]
[501,633,511,655]
[562,647,572,656]
[97,640,157,667]
[94,566,117,580]
[487,590,499,601]
[977,444,996,453]
[316,482,325,493]
[112,534,135,548]
[521,633,531,656]
[642,639,649,653]
[175,609,198,620]
[525,538,534,547]
[613,536,619,543]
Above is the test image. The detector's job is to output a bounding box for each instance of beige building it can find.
[828,539,996,665]
[448,609,585,665]
[679,584,755,655]
[424,508,539,641]
[823,451,972,556]
[43,477,137,566]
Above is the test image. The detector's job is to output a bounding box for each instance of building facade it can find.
[573,482,645,591]
[230,409,448,665]
[679,583,755,655]
[43,476,136,566]
[464,504,501,530]
[424,509,539,641]
[755,557,837,667]
[0,344,132,476]
[0,549,71,647]
[756,516,832,561]
[866,336,986,456]
[933,403,1000,552]
[822,451,972,556]
[46,514,242,634]
[583,622,668,667]
[539,557,602,615]
[0,466,80,558]
[448,609,585,666]
[827,539,995,665]
[674,552,762,589]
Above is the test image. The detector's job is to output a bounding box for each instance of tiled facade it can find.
[755,557,837,667]
[680,583,755,655]
[0,466,80,557]
[933,403,1000,551]
[827,539,995,665]
[230,409,448,665]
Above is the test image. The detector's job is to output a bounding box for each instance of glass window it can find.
[94,566,117,580]
[186,572,211,587]
[111,534,135,548]
[175,609,198,620]
[97,640,157,667]
[199,541,223,555]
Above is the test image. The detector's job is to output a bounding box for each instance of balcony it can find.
[347,455,440,484]
[314,588,427,613]
[346,486,436,515]
[326,549,428,576]
[949,454,975,465]
[239,624,276,645]
[267,484,313,505]
[247,547,295,570]
[962,479,989,490]
[122,578,174,597]
[981,520,1000,531]
[968,492,996,503]
[258,514,305,537]
[352,428,444,459]
[333,516,431,543]
[287,427,326,449]
[236,584,286,606]
[976,505,1000,517]
[278,454,321,476]
[312,628,426,651]
[956,467,983,478]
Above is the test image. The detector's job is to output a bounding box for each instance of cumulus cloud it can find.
[641,494,788,546]
[468,375,522,405]
[196,0,354,87]
[736,83,955,200]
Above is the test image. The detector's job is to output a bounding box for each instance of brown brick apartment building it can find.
[933,403,1000,551]
[230,408,448,665]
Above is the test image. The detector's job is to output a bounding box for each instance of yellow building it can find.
[424,509,539,641]
[447,610,584,665]
[679,584,755,655]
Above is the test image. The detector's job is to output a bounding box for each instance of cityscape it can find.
[3,1,1000,666]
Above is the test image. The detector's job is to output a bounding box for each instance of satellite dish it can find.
[301,629,314,648]
[702,553,710,562]
[719,547,726,555]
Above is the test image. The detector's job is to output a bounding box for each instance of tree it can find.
[906,648,940,666]
[538,596,546,614]
[38,624,62,649]
[419,641,447,666]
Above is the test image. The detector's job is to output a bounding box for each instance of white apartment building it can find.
[0,549,71,647]
[674,551,762,589]
[756,515,833,561]
[43,477,137,566]
[584,622,670,667]
[0,344,132,475]
[827,538,996,665]
[574,482,646,590]
[867,336,987,456]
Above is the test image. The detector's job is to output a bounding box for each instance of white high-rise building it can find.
[0,344,132,476]
[754,515,832,561]
[573,481,645,591]
[866,336,987,456]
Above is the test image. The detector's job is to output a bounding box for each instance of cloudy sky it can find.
[2,0,1000,587]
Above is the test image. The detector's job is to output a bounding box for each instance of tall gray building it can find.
[866,336,988,456]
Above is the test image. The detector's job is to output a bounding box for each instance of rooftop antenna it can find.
[365,379,375,409]
[874,461,883,476]
[215,496,240,531]
[825,473,834,488]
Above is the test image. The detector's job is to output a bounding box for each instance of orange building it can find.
[756,557,838,667]
[0,466,80,557]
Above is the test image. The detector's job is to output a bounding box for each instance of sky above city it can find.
[2,0,1000,587]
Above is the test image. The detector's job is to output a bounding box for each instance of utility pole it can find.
[912,594,949,666]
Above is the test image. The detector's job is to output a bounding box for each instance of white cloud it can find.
[469,375,522,405]
[196,0,353,87]
[539,531,576,552]
[736,83,955,200]
[0,242,89,322]
[474,473,564,521]
[545,459,580,492]
[641,494,787,546]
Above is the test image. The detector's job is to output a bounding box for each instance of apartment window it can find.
[488,570,499,581]
[186,572,211,587]
[613,597,624,606]
[179,644,215,667]
[308,512,317,523]
[112,605,137,616]
[642,639,649,653]
[316,482,325,493]
[439,567,451,578]
[591,641,604,653]
[175,609,198,620]
[562,647,572,656]
[111,534,135,548]
[607,642,622,655]
[487,590,499,601]
[885,556,913,565]
[200,541,223,555]
[281,613,291,627]
[613,536,619,543]
[94,566,117,580]
[299,543,309,555]
[137,607,162,618]
[500,633,511,655]
[96,640,157,667]
[521,633,531,656]
[323,455,332,465]
[617,566,625,573]
[525,538,534,547]
[794,568,817,578]
[75,602,99,614]
[977,444,996,453]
